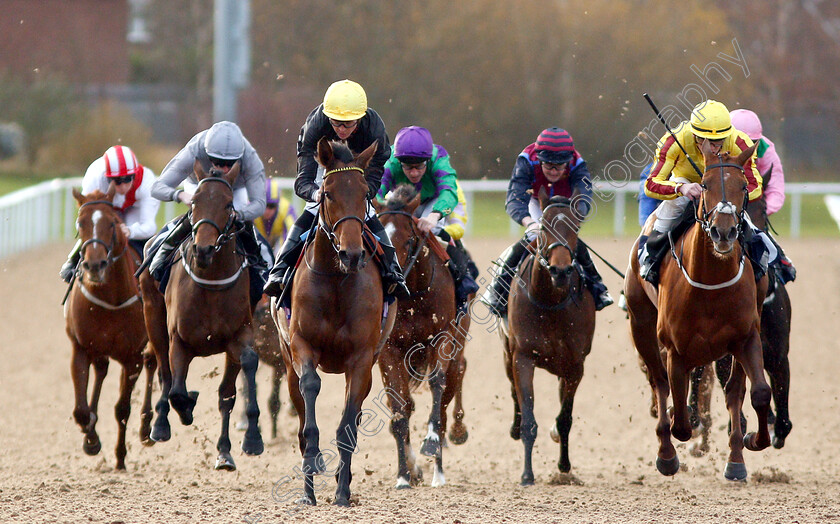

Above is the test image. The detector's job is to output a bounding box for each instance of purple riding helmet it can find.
[394,126,433,164]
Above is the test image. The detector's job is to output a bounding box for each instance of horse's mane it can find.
[330,141,354,164]
[385,184,418,210]
[548,196,572,207]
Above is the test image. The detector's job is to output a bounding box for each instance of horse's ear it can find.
[370,197,384,214]
[105,181,117,201]
[193,159,206,181]
[734,142,758,168]
[72,187,85,206]
[404,192,422,214]
[224,159,241,186]
[537,186,550,210]
[316,137,334,168]
[354,141,379,170]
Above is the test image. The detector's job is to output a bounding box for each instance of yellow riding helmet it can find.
[322,80,368,120]
[690,100,733,139]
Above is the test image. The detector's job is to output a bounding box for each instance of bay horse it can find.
[685,168,793,452]
[271,138,397,506]
[374,184,470,489]
[64,187,156,470]
[501,190,595,485]
[138,160,263,470]
[624,142,772,481]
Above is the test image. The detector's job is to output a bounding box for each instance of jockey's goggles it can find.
[209,156,237,168]
[541,161,569,173]
[329,118,359,130]
[400,160,428,172]
[110,174,135,185]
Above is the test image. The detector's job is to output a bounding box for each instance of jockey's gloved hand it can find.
[524,221,540,242]
[233,210,245,224]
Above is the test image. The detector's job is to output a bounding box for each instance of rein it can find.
[526,202,584,311]
[318,166,370,260]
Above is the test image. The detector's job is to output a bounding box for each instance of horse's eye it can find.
[323,191,332,201]
[700,184,707,190]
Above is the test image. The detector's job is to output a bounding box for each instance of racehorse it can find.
[624,142,772,480]
[64,187,156,470]
[500,190,596,485]
[374,184,470,489]
[685,168,793,451]
[138,160,263,470]
[271,138,397,506]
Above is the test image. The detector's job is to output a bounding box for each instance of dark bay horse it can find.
[625,143,772,481]
[375,185,470,489]
[138,160,263,470]
[271,138,397,506]
[64,187,156,470]
[686,169,793,452]
[501,191,595,485]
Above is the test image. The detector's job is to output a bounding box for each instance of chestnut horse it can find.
[375,185,470,489]
[501,191,596,485]
[64,187,156,470]
[625,143,772,481]
[138,160,263,470]
[271,139,397,507]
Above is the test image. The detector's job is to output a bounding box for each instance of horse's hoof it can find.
[724,462,747,481]
[510,423,521,441]
[549,422,561,444]
[83,437,102,456]
[420,437,440,457]
[296,495,316,506]
[242,435,264,456]
[333,497,351,507]
[772,436,786,449]
[215,452,236,471]
[150,423,170,443]
[655,455,680,476]
[449,426,468,446]
[302,454,326,475]
[520,474,535,486]
[395,476,412,489]
[169,394,195,426]
[743,432,769,451]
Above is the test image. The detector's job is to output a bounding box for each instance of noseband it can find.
[536,202,578,270]
[698,155,748,237]
[78,200,123,268]
[190,177,238,252]
[319,166,369,256]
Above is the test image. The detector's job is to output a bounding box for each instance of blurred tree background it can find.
[1,0,838,181]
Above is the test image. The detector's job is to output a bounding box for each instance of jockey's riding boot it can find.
[59,239,83,283]
[480,240,528,318]
[263,212,315,298]
[366,216,410,300]
[575,243,614,311]
[149,215,192,282]
[639,229,670,285]
[236,221,267,308]
[446,240,480,314]
[766,233,796,285]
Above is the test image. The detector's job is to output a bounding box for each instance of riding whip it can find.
[643,93,704,178]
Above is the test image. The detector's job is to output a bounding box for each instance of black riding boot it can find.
[366,215,410,300]
[638,229,671,286]
[480,240,528,317]
[446,240,480,314]
[575,243,614,311]
[263,212,315,298]
[59,240,83,283]
[237,221,268,308]
[149,215,192,282]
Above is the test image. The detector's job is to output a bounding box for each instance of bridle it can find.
[697,154,748,237]
[78,200,125,269]
[318,166,370,258]
[189,177,240,252]
[376,209,428,280]
[535,202,579,272]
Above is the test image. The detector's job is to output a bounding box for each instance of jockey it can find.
[59,145,159,282]
[480,127,614,317]
[254,177,297,251]
[147,121,270,306]
[263,79,410,300]
[376,126,480,313]
[638,100,768,285]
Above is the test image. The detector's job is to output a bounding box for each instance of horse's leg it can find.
[420,363,447,461]
[139,347,157,446]
[140,272,171,442]
[763,300,793,448]
[667,354,692,442]
[70,344,98,456]
[425,357,456,488]
[715,355,746,434]
[85,356,109,456]
[114,363,140,470]
[551,369,582,474]
[503,345,522,440]
[689,365,713,457]
[235,372,249,431]
[168,337,197,426]
[269,365,282,440]
[333,354,374,506]
[239,347,264,456]
[723,358,749,481]
[512,350,537,486]
[448,357,468,446]
[736,331,772,452]
[214,355,240,471]
[378,346,418,489]
[294,350,324,506]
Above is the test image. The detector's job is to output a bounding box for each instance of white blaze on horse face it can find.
[91,210,103,239]
[715,201,737,215]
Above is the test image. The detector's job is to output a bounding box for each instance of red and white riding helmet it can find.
[102,145,142,178]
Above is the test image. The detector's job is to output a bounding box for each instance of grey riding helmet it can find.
[204,121,245,160]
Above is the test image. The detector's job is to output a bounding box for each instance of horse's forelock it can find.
[549,196,572,207]
[386,184,418,210]
[330,142,354,165]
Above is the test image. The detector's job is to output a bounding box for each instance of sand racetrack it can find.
[2,236,839,523]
